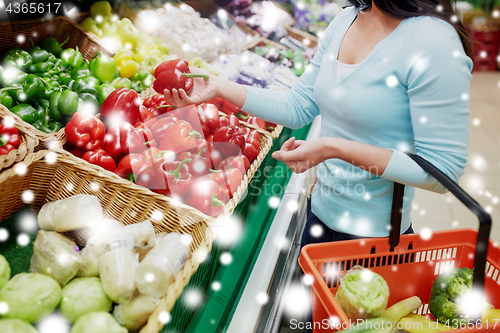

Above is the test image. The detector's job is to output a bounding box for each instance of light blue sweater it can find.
[242,7,473,237]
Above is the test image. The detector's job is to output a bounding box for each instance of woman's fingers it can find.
[280,137,296,152]
[179,89,195,104]
[164,89,174,105]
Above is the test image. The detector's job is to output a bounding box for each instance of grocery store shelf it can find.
[227,117,321,333]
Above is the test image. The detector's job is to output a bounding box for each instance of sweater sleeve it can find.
[381,17,473,193]
[241,11,342,130]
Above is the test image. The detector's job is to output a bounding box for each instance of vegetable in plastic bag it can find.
[60,277,112,323]
[113,294,159,332]
[0,273,62,323]
[0,254,11,289]
[335,267,390,320]
[70,312,127,333]
[38,194,104,232]
[135,233,191,298]
[0,318,37,333]
[98,247,138,303]
[30,230,82,286]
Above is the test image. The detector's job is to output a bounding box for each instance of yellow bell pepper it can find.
[117,59,138,78]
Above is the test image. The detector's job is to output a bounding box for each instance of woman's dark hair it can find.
[374,0,474,61]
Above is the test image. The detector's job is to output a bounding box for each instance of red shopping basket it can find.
[299,154,499,332]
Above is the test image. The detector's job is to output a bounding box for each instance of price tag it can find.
[109,235,135,250]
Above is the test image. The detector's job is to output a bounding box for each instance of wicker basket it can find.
[0,16,114,149]
[0,150,214,333]
[0,107,38,172]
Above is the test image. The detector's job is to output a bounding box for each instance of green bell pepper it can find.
[8,88,28,104]
[0,87,16,109]
[89,54,116,84]
[2,67,28,87]
[130,69,150,82]
[111,77,132,89]
[131,82,139,93]
[61,46,84,69]
[3,50,33,72]
[47,54,57,62]
[27,40,50,64]
[10,103,38,124]
[57,72,72,85]
[32,104,63,133]
[71,64,91,80]
[22,74,45,102]
[79,92,99,107]
[96,84,115,104]
[49,89,79,119]
[5,47,22,57]
[44,85,57,100]
[29,61,55,74]
[73,77,99,96]
[39,35,70,58]
[0,65,3,86]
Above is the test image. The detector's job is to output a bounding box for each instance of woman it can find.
[164,0,473,245]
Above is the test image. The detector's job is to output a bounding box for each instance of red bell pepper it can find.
[104,122,135,157]
[242,143,259,163]
[0,124,20,156]
[212,125,245,158]
[100,87,141,125]
[143,94,175,117]
[153,59,209,94]
[194,139,221,168]
[134,117,157,130]
[69,147,87,159]
[150,116,178,142]
[83,148,116,172]
[206,97,224,109]
[138,105,156,123]
[159,120,201,154]
[210,168,243,198]
[177,149,211,179]
[217,155,250,175]
[236,111,266,130]
[156,158,193,198]
[183,179,226,216]
[266,121,277,132]
[115,153,154,187]
[65,112,106,151]
[221,99,240,115]
[185,105,210,137]
[241,127,260,150]
[219,115,240,128]
[128,127,157,153]
[200,103,220,134]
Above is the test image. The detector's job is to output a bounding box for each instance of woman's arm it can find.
[166,10,347,129]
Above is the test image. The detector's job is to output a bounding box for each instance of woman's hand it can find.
[163,67,220,107]
[272,137,337,173]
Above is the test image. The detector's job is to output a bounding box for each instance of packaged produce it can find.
[70,311,127,333]
[335,267,390,321]
[135,232,191,298]
[0,273,62,323]
[59,277,112,324]
[37,194,104,232]
[0,123,20,156]
[0,254,10,289]
[98,247,138,303]
[29,230,82,286]
[136,4,237,62]
[429,267,492,327]
[113,294,160,332]
[0,319,37,333]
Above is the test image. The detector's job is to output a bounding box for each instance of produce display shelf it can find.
[161,124,312,333]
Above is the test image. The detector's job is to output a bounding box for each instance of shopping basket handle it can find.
[390,153,491,293]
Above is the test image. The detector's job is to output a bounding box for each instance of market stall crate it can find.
[0,16,114,149]
[285,26,319,49]
[299,154,497,332]
[0,150,215,333]
[0,106,38,172]
[467,28,500,71]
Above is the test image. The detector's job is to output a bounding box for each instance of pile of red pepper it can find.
[64,87,261,217]
[207,96,277,133]
[0,123,20,156]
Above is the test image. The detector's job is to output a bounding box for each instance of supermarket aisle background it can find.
[412,72,500,243]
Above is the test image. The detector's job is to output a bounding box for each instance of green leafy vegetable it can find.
[70,312,128,333]
[0,273,61,323]
[0,318,37,333]
[335,267,390,320]
[0,254,10,290]
[60,277,112,324]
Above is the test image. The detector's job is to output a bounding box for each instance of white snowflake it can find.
[158,311,171,324]
[21,190,34,203]
[211,281,221,291]
[0,229,8,242]
[16,34,25,43]
[183,289,203,309]
[420,227,432,240]
[220,252,233,265]
[284,284,310,316]
[255,292,269,305]
[17,233,30,246]
[310,224,323,238]
[35,312,70,333]
[268,196,280,208]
